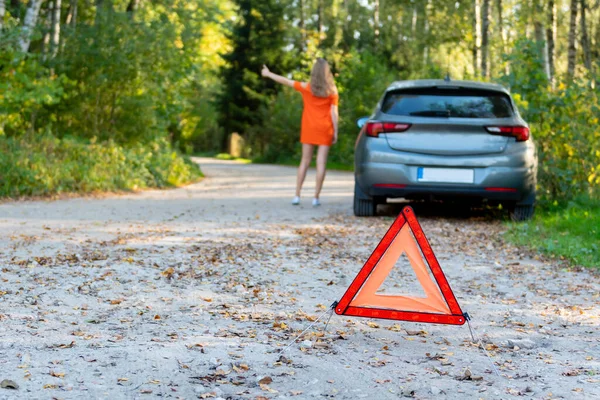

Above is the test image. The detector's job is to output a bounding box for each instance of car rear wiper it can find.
[409,110,451,117]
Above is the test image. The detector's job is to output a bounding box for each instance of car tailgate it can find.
[384,121,509,156]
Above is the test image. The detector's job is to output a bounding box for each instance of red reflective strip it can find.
[485,187,517,192]
[343,306,466,325]
[335,214,406,314]
[374,184,407,188]
[402,207,464,316]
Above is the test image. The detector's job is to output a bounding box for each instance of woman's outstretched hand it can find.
[261,65,270,78]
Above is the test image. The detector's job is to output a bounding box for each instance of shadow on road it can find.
[377,200,507,221]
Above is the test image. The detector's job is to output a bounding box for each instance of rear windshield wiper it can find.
[409,110,451,117]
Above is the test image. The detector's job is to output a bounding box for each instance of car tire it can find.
[354,182,376,217]
[509,203,534,221]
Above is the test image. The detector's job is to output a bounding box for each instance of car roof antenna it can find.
[444,56,451,82]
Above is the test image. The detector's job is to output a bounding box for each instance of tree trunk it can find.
[50,0,61,58]
[473,0,481,77]
[65,0,77,27]
[19,0,43,52]
[567,0,578,79]
[0,0,6,31]
[481,0,490,78]
[496,0,509,75]
[423,0,430,65]
[546,0,556,86]
[42,2,51,59]
[126,0,139,18]
[579,0,592,71]
[331,0,341,49]
[533,1,550,81]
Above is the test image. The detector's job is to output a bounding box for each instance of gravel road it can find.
[0,158,598,400]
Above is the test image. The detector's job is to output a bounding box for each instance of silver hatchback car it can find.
[354,79,537,220]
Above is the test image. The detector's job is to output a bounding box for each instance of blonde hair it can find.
[310,58,337,98]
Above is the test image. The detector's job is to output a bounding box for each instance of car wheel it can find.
[354,182,376,217]
[509,203,534,221]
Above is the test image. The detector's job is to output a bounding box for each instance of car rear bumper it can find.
[369,184,522,201]
[356,161,537,203]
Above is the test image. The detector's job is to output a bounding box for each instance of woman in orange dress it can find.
[261,58,339,206]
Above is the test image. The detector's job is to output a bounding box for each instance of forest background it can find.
[0,0,599,266]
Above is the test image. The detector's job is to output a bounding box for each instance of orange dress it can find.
[293,81,339,146]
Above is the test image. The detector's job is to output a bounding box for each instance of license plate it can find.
[417,167,474,184]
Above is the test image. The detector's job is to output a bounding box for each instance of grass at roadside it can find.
[214,153,252,163]
[198,152,353,171]
[505,198,600,269]
[0,135,202,199]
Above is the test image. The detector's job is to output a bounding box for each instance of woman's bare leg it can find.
[296,144,314,197]
[314,145,330,199]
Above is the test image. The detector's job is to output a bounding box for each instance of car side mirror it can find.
[357,117,369,129]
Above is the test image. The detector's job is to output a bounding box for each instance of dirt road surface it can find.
[1,158,598,400]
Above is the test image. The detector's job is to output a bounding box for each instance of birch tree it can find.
[65,0,77,27]
[546,0,556,85]
[50,0,61,58]
[19,0,44,52]
[567,0,578,78]
[579,0,592,71]
[496,0,509,75]
[473,0,481,77]
[533,1,550,81]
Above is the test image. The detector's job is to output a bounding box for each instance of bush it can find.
[0,135,202,198]
[500,39,599,204]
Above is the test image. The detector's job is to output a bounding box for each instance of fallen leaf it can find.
[0,380,19,389]
[258,376,273,385]
[259,383,277,393]
[161,267,175,279]
[405,329,427,336]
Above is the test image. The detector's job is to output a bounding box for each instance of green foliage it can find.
[217,0,289,149]
[501,39,600,204]
[0,135,202,198]
[0,29,68,136]
[506,199,600,269]
[330,51,399,165]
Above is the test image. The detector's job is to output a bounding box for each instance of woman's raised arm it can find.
[261,65,294,87]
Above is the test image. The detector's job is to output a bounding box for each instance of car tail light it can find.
[485,126,530,141]
[485,187,517,193]
[365,122,412,137]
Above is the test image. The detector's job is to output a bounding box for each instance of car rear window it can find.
[381,88,514,118]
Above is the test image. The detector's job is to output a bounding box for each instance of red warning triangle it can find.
[335,206,466,325]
